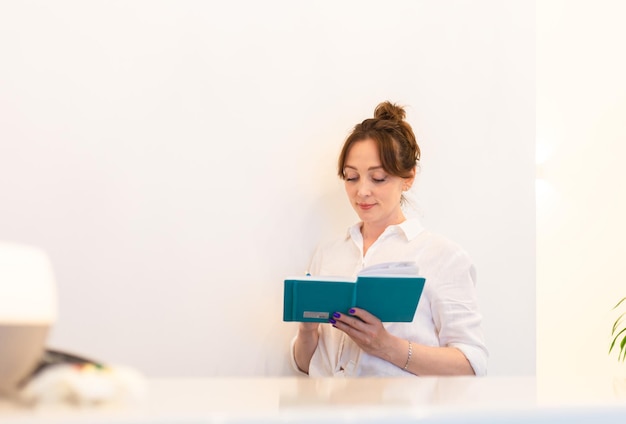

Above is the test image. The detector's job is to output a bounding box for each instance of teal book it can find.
[283,261,426,323]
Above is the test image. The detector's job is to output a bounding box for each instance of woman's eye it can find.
[345,175,358,182]
[372,177,387,183]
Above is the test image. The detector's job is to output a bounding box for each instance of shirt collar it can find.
[345,217,424,242]
[397,218,424,240]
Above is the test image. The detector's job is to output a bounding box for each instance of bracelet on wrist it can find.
[403,340,412,371]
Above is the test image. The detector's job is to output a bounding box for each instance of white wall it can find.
[537,0,626,382]
[0,1,535,377]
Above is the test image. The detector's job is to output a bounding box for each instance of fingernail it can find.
[333,312,341,318]
[329,318,336,324]
[349,308,356,314]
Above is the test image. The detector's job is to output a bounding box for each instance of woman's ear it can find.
[403,167,416,191]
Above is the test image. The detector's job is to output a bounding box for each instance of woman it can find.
[291,101,488,377]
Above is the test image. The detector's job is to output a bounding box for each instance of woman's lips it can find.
[358,203,375,210]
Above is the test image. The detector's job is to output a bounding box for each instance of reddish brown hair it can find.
[338,101,420,179]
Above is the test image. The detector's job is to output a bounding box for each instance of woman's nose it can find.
[356,180,372,197]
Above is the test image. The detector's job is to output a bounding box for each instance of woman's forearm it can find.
[383,337,475,376]
[293,325,320,374]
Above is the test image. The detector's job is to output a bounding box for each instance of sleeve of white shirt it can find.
[430,248,489,376]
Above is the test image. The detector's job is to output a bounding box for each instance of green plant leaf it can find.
[609,327,626,354]
[617,334,626,362]
[613,297,626,310]
[613,312,626,334]
[609,297,626,362]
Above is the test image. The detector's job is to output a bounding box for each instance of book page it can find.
[357,261,419,276]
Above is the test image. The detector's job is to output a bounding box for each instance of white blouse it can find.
[290,218,488,377]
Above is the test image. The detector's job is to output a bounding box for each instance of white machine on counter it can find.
[0,242,57,395]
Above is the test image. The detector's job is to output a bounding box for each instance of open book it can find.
[283,261,425,323]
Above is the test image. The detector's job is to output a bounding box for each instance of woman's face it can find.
[343,138,413,228]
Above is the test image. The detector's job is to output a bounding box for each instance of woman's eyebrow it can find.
[344,165,384,171]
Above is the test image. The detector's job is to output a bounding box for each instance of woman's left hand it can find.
[330,307,394,359]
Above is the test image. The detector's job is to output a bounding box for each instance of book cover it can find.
[283,262,425,323]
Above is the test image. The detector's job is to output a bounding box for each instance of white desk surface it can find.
[1,376,626,423]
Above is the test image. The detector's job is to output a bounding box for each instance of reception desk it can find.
[1,376,625,423]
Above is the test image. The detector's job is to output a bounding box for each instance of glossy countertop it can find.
[1,376,625,423]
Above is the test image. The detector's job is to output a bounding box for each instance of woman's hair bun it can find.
[373,101,406,122]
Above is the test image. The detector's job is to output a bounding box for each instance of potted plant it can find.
[609,297,626,362]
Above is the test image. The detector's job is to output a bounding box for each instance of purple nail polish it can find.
[333,312,341,318]
[349,308,356,314]
[329,318,336,324]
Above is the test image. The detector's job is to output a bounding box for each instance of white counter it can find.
[1,376,625,423]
